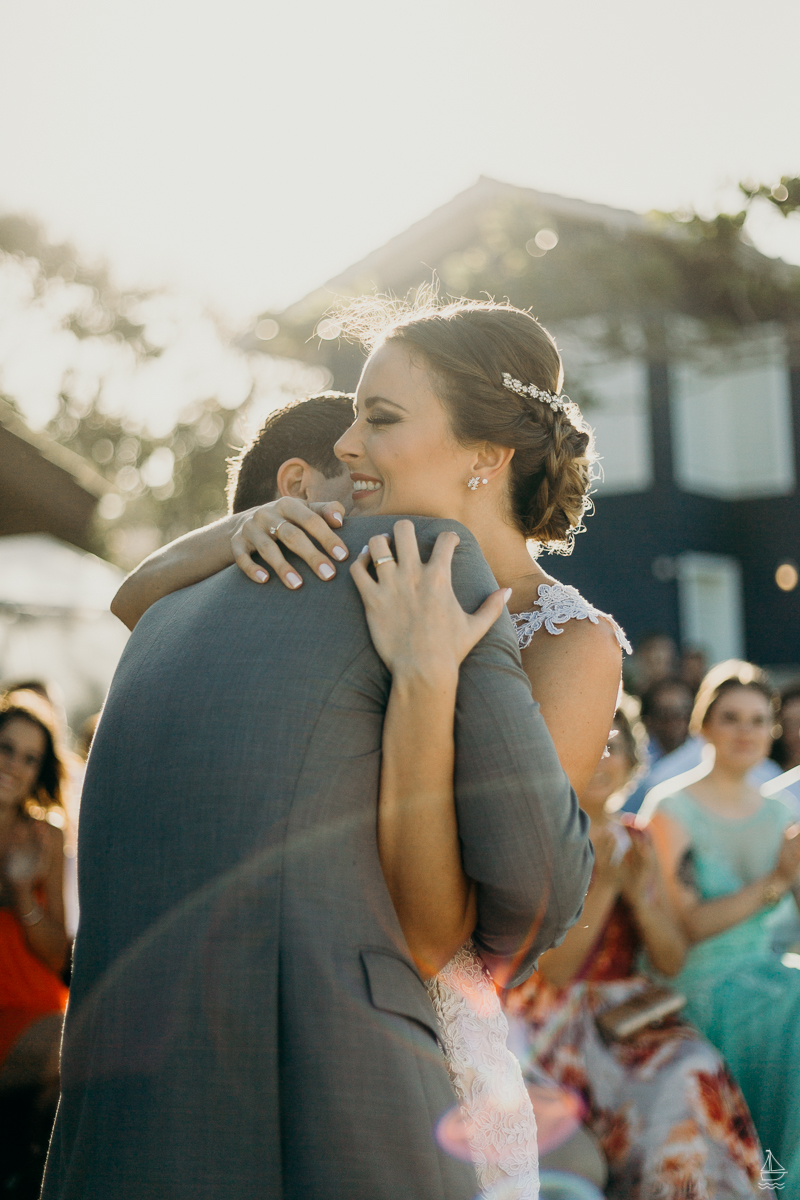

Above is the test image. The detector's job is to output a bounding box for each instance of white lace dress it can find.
[425,582,631,1200]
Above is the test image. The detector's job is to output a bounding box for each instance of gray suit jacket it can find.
[43,516,591,1200]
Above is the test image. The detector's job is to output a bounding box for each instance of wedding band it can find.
[269,520,289,539]
[373,555,394,566]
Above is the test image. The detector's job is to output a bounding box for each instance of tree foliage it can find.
[0,215,326,568]
[430,178,800,347]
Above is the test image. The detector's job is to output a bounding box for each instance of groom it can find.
[43,517,591,1200]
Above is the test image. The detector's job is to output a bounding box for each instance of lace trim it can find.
[426,941,539,1199]
[511,582,632,654]
[424,580,628,1198]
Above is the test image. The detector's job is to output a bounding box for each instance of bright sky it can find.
[1,0,799,324]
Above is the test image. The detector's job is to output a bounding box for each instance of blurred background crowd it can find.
[2,0,800,1196]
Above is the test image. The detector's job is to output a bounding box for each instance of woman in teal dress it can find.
[648,663,800,1190]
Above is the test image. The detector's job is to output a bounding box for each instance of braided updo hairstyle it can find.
[340,296,595,553]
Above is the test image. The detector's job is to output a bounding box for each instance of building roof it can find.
[241,175,800,391]
[278,177,649,326]
[0,398,114,550]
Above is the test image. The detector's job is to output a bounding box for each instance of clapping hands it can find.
[619,831,660,907]
[591,823,659,908]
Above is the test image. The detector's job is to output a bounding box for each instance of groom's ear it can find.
[275,457,315,499]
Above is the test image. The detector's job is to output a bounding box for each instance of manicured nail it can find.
[332,546,347,561]
[319,564,335,580]
[286,571,302,588]
[361,545,369,555]
[503,588,513,603]
[255,570,267,583]
[331,512,343,525]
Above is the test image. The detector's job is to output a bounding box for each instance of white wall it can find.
[677,552,745,663]
[0,534,129,728]
[670,323,795,500]
[556,321,653,496]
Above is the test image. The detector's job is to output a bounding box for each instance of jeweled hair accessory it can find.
[502,372,581,425]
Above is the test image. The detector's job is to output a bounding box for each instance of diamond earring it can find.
[467,476,489,491]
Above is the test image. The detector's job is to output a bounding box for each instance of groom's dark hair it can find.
[226,392,354,513]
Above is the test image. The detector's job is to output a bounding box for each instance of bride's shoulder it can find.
[511,579,632,657]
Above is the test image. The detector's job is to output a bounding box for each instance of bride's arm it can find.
[111,499,349,630]
[351,522,509,979]
[378,670,476,979]
[521,618,623,797]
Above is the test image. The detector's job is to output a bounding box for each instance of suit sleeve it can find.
[439,526,593,989]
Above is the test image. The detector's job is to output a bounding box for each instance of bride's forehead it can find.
[357,342,436,402]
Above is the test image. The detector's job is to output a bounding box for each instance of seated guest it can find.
[626,659,785,815]
[0,690,70,1192]
[767,683,800,807]
[505,711,764,1200]
[641,678,694,762]
[622,677,694,813]
[680,646,707,698]
[625,631,677,697]
[647,665,800,1192]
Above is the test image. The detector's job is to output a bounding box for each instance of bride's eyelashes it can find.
[366,412,402,427]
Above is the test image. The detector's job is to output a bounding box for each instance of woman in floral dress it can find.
[504,711,765,1200]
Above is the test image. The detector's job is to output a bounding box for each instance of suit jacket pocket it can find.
[361,949,441,1044]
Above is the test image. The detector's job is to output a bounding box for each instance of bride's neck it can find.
[459,509,550,605]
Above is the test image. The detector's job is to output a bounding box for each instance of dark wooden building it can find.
[248,178,800,670]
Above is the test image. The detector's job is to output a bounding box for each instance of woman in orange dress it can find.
[0,689,70,1193]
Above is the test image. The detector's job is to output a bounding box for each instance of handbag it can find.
[595,984,686,1043]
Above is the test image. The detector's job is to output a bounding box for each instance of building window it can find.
[670,323,795,500]
[556,321,652,496]
[677,552,744,663]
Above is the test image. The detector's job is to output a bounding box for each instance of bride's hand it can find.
[350,520,511,680]
[231,497,349,588]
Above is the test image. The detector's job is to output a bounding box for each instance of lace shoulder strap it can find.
[511,582,632,654]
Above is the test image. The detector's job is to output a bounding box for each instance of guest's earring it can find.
[467,476,488,491]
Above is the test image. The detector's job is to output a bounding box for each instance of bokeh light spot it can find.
[255,318,279,341]
[97,492,125,521]
[91,438,115,465]
[527,1084,585,1156]
[525,238,547,258]
[115,465,141,492]
[435,1105,477,1163]
[141,446,176,489]
[776,562,799,591]
[535,228,559,250]
[316,318,342,341]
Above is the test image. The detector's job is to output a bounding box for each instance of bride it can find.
[113,297,628,1196]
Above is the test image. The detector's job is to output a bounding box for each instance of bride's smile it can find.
[335,340,503,526]
[349,473,384,502]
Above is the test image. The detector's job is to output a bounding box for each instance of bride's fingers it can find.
[367,534,395,577]
[270,520,342,581]
[232,528,302,589]
[310,501,346,530]
[350,545,380,601]
[392,519,421,566]
[250,501,348,565]
[464,587,513,650]
[231,529,270,584]
[428,530,460,575]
